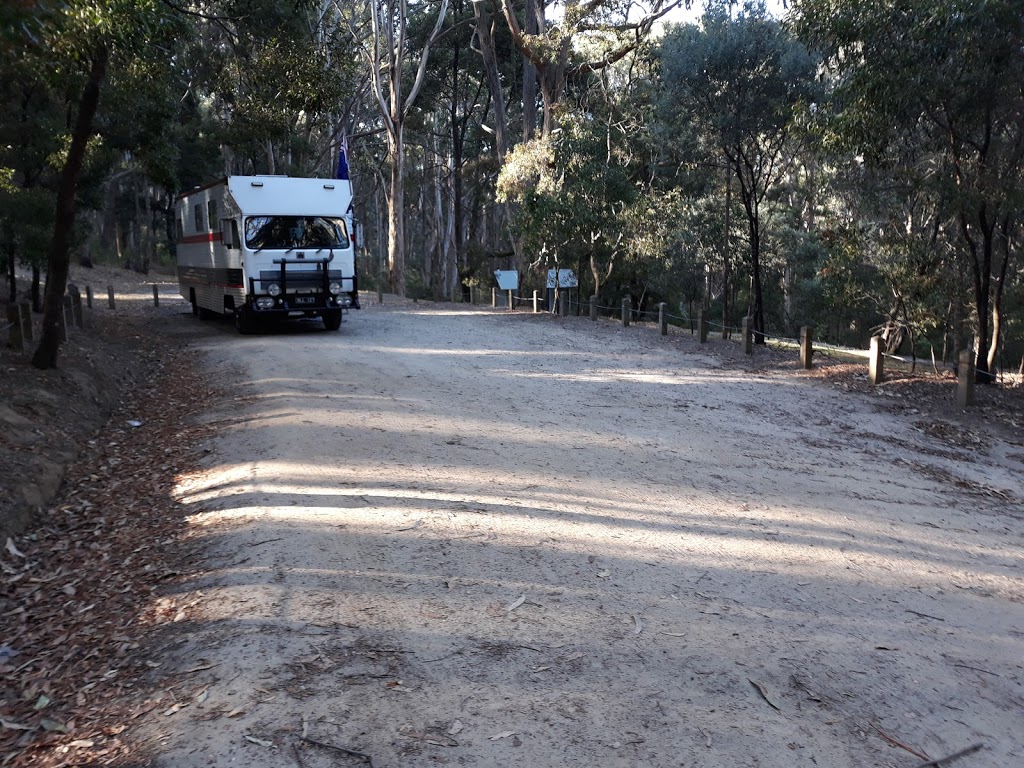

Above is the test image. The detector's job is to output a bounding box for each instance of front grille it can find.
[257,269,342,291]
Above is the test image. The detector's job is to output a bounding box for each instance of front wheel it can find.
[322,309,342,331]
[235,305,257,335]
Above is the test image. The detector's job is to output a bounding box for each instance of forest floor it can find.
[1,270,1023,767]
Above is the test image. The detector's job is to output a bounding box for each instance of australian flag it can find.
[336,137,350,181]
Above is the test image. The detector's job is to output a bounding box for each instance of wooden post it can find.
[152,284,159,307]
[590,295,597,321]
[377,284,383,304]
[85,285,93,309]
[508,289,514,311]
[800,326,814,370]
[659,302,668,335]
[491,287,497,308]
[622,296,631,327]
[957,350,975,408]
[107,285,115,309]
[868,335,884,385]
[698,309,709,344]
[60,295,71,341]
[533,290,539,313]
[6,305,23,353]
[559,291,568,316]
[70,286,84,329]
[19,301,32,342]
[741,316,753,355]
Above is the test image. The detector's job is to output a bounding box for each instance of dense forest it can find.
[0,0,1021,379]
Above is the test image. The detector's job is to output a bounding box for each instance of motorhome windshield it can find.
[244,216,349,250]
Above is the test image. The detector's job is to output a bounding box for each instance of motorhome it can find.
[175,176,359,333]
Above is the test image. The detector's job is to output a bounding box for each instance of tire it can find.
[235,305,257,335]
[322,309,342,331]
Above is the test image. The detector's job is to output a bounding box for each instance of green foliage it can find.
[498,109,638,293]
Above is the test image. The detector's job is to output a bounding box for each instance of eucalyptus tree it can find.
[496,50,671,305]
[659,1,817,343]
[0,24,63,304]
[180,0,353,177]
[13,1,185,370]
[794,0,1024,381]
[497,0,684,138]
[341,0,451,296]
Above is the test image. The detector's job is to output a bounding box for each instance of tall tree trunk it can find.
[961,206,995,382]
[387,125,406,295]
[522,0,538,140]
[748,206,765,343]
[31,265,40,312]
[266,139,276,175]
[721,170,731,339]
[5,236,14,302]
[32,46,107,370]
[986,214,1011,375]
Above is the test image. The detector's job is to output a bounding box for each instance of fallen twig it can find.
[911,743,983,768]
[301,736,374,766]
[246,538,283,547]
[392,520,425,533]
[870,722,929,760]
[291,742,306,767]
[952,663,999,677]
[906,609,945,622]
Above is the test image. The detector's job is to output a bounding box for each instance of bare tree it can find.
[341,0,450,295]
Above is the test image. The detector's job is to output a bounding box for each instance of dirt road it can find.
[141,299,1023,767]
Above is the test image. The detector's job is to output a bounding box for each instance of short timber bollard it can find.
[61,295,72,341]
[622,296,631,327]
[85,285,93,309]
[590,295,597,321]
[377,285,383,304]
[70,286,84,329]
[659,302,668,335]
[533,290,539,313]
[868,335,884,385]
[19,301,32,342]
[741,316,753,355]
[7,305,23,354]
[152,284,159,307]
[107,285,115,309]
[698,309,709,344]
[559,291,569,316]
[507,289,514,311]
[492,287,497,308]
[957,350,975,408]
[800,326,814,369]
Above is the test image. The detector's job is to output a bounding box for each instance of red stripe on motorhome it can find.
[179,232,223,244]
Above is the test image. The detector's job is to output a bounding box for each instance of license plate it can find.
[294,296,316,305]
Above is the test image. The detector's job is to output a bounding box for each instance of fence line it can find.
[4,282,148,355]
[493,290,991,408]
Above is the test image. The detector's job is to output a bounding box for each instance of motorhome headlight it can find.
[266,282,281,297]
[329,282,342,296]
[256,297,275,310]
